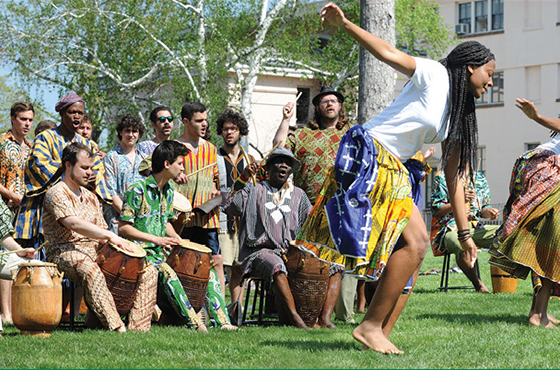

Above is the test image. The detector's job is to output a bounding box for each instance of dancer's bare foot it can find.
[548,313,560,325]
[475,282,492,294]
[197,324,208,332]
[220,324,238,331]
[316,317,337,329]
[529,313,556,329]
[114,325,126,333]
[353,323,404,354]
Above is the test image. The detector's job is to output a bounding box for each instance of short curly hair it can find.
[116,114,146,141]
[216,108,249,136]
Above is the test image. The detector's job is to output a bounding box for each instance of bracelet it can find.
[236,174,249,186]
[458,234,472,243]
[457,228,471,242]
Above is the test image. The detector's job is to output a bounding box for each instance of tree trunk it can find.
[358,0,396,125]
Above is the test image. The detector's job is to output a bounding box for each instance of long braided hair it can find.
[439,41,494,182]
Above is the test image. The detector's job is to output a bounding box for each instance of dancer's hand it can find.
[320,2,346,28]
[282,102,295,120]
[481,207,500,220]
[460,238,478,268]
[515,98,539,121]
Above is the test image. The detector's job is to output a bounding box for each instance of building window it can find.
[296,87,311,126]
[477,146,486,175]
[456,0,503,35]
[526,142,540,151]
[476,71,504,105]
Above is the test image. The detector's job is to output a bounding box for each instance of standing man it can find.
[0,102,34,324]
[42,142,157,332]
[137,106,175,158]
[77,113,105,158]
[13,93,110,257]
[273,86,352,328]
[216,108,253,303]
[174,102,225,300]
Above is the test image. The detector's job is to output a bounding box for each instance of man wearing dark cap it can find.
[272,86,353,329]
[225,147,312,329]
[13,92,111,257]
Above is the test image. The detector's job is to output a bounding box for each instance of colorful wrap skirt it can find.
[296,126,413,280]
[490,148,560,282]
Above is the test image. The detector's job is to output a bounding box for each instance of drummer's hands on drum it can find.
[16,248,37,259]
[109,234,136,253]
[155,236,182,250]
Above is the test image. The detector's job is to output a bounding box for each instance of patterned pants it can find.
[55,250,157,332]
[157,262,231,328]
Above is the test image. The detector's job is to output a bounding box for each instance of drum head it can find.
[18,261,57,268]
[173,191,192,213]
[109,242,147,258]
[179,240,212,254]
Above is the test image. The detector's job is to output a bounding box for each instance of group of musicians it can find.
[1,89,338,334]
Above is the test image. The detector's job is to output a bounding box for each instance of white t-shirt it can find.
[364,57,450,161]
[537,135,560,155]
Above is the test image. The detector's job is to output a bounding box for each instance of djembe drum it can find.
[165,240,213,313]
[171,191,192,235]
[280,242,329,327]
[12,262,63,337]
[96,241,147,315]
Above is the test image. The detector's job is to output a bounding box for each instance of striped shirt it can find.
[13,127,110,240]
[174,139,219,229]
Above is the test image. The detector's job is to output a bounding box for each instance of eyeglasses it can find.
[319,99,339,105]
[157,116,174,123]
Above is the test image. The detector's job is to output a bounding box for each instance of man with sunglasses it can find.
[272,86,353,329]
[137,106,175,158]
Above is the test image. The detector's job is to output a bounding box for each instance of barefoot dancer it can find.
[297,2,495,354]
[490,99,560,329]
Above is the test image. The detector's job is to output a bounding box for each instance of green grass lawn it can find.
[2,251,559,369]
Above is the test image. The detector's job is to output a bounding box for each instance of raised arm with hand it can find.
[320,2,416,77]
[273,101,296,148]
[516,99,560,132]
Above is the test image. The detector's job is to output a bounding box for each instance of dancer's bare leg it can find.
[353,206,428,354]
[530,282,560,325]
[0,280,12,324]
[381,270,420,339]
[357,279,366,313]
[529,277,556,328]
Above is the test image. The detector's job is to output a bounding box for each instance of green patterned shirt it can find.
[0,198,14,240]
[120,175,174,264]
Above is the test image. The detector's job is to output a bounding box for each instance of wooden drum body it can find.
[490,265,518,293]
[166,240,212,313]
[12,262,63,337]
[96,242,147,315]
[283,244,329,327]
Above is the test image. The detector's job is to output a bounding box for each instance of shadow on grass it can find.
[415,312,527,325]
[260,338,357,351]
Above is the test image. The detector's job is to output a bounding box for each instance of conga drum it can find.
[171,191,192,235]
[12,262,63,337]
[281,242,329,327]
[166,240,213,313]
[96,242,147,315]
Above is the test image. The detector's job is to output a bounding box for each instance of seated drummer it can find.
[225,148,312,329]
[0,198,36,336]
[118,140,236,331]
[42,142,158,333]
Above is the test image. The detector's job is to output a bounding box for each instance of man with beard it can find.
[174,102,226,299]
[225,148,312,329]
[137,106,175,158]
[216,108,254,303]
[42,142,157,333]
[13,93,110,258]
[273,86,352,328]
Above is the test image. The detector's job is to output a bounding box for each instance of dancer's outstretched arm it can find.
[516,98,560,132]
[321,2,416,77]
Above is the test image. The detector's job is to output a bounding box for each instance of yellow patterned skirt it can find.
[296,139,413,280]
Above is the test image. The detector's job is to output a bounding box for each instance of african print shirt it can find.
[174,140,219,229]
[13,127,110,240]
[430,170,492,252]
[286,125,351,204]
[42,181,107,261]
[225,180,312,262]
[120,175,174,264]
[136,139,159,158]
[0,131,31,210]
[0,198,14,241]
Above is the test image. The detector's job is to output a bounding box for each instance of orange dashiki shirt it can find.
[0,130,31,210]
